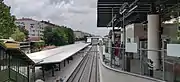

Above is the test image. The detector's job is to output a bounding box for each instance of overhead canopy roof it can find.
[27,43,90,65]
[97,0,180,27]
[0,43,35,65]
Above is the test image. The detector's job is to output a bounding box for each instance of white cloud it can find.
[4,0,109,36]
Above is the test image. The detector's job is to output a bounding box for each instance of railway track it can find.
[67,45,99,82]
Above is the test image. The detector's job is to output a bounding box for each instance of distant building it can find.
[74,31,92,40]
[15,18,44,41]
[15,18,58,41]
[125,23,178,43]
[74,31,85,39]
[40,20,57,28]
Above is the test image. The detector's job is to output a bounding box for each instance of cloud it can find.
[4,0,109,36]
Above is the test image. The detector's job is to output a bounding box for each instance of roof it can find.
[16,18,37,22]
[97,0,180,27]
[0,43,35,65]
[41,21,57,27]
[27,43,90,65]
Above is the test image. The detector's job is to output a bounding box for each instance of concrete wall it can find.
[125,23,177,43]
[126,24,134,43]
[125,23,147,43]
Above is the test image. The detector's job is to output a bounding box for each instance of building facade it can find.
[125,23,178,43]
[15,18,44,41]
[74,31,92,40]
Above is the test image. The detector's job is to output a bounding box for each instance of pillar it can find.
[59,63,61,71]
[121,29,124,43]
[108,38,112,54]
[52,66,54,77]
[147,14,160,70]
[108,38,112,67]
[27,65,30,82]
[112,32,115,44]
[32,66,35,82]
[64,60,66,67]
[42,66,45,80]
[67,58,69,64]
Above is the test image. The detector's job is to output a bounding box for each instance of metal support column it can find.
[59,63,61,71]
[52,65,54,77]
[122,12,126,71]
[27,65,30,82]
[67,58,69,64]
[162,40,165,80]
[42,65,45,80]
[110,7,114,67]
[32,66,35,82]
[64,60,66,67]
[139,41,142,74]
[148,14,160,70]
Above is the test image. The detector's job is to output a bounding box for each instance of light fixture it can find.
[128,5,138,13]
[120,9,127,14]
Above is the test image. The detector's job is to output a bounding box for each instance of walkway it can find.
[98,46,165,82]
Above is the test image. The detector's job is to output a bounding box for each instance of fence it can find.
[100,40,180,82]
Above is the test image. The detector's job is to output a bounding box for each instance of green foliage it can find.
[43,25,75,46]
[19,27,29,39]
[34,41,45,48]
[11,28,25,42]
[0,1,17,39]
[170,38,180,44]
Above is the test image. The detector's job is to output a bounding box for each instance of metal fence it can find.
[100,40,180,82]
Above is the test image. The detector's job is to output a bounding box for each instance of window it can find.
[32,30,35,32]
[31,34,35,36]
[30,26,34,28]
[30,24,34,25]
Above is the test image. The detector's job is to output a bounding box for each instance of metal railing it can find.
[100,41,180,82]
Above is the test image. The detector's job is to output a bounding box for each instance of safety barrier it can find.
[97,45,165,82]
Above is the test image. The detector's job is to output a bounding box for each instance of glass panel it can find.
[0,69,9,82]
[10,68,16,81]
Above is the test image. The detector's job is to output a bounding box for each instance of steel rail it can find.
[66,47,92,82]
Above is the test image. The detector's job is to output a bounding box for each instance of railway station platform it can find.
[26,43,90,82]
[97,45,165,82]
[35,46,91,82]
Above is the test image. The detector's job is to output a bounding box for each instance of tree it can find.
[19,27,29,40]
[43,25,75,46]
[43,27,53,45]
[11,28,25,42]
[0,1,17,39]
[66,28,75,44]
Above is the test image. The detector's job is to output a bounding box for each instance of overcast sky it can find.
[4,0,109,36]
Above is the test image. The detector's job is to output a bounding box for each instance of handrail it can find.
[97,45,166,82]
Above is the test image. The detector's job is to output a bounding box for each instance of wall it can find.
[15,19,44,41]
[126,24,134,43]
